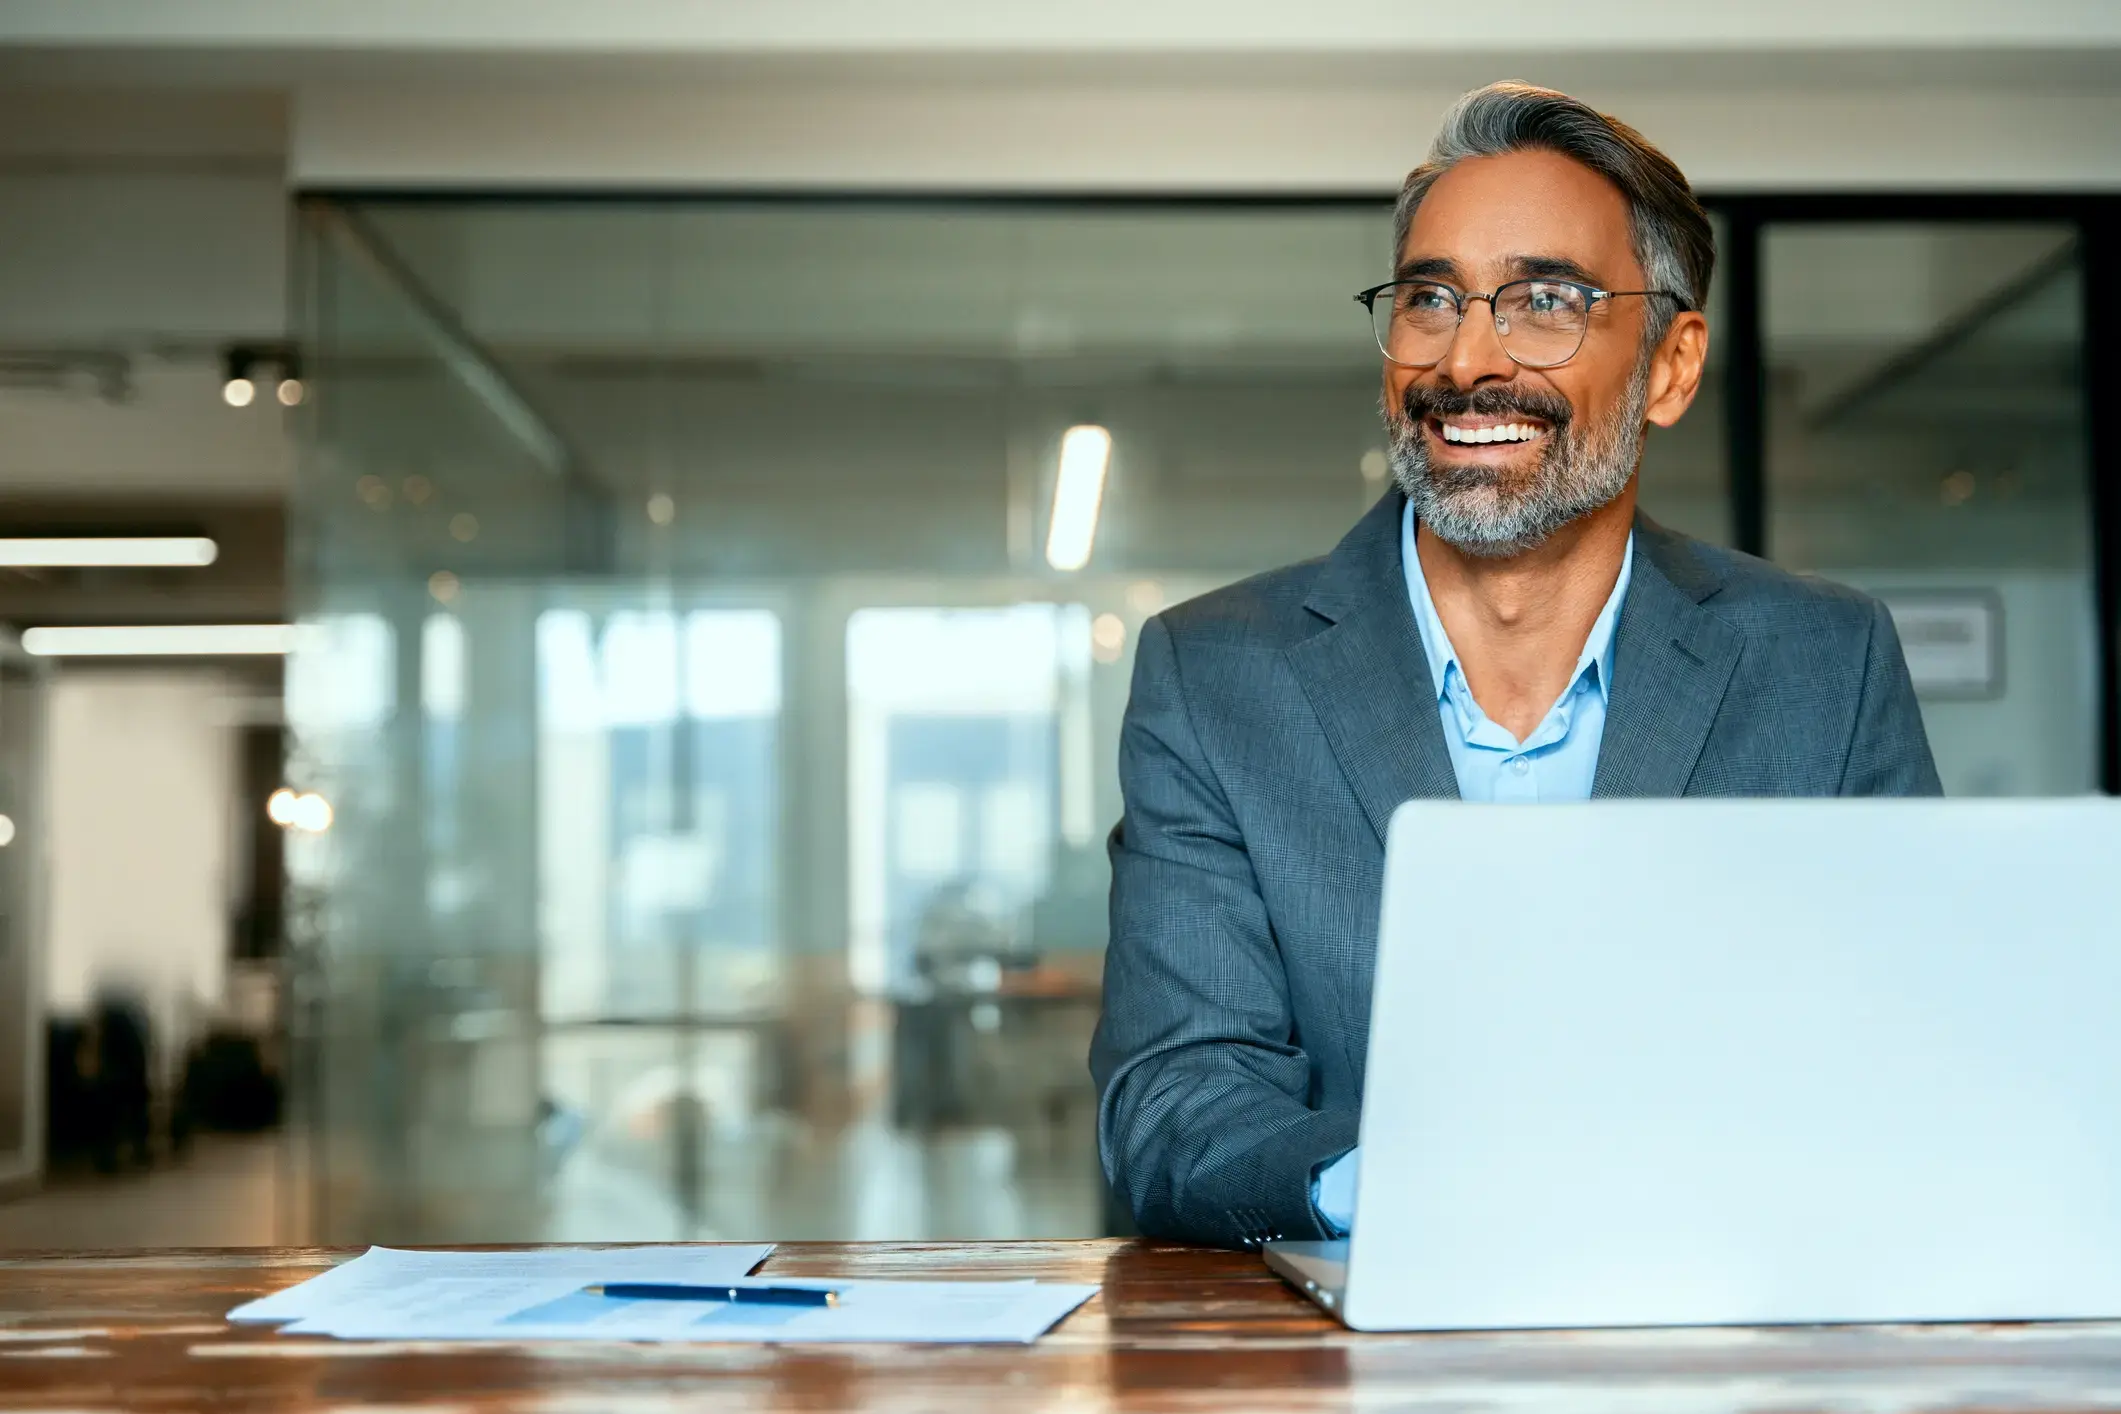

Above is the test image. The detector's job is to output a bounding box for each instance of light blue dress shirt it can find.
[1312,502,1634,1234]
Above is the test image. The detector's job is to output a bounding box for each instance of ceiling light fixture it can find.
[266,788,299,826]
[267,787,333,833]
[1045,425,1113,573]
[222,343,305,409]
[276,349,304,406]
[21,624,297,657]
[290,793,334,833]
[222,346,257,408]
[0,537,218,568]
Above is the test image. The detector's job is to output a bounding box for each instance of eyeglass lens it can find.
[1372,280,1592,368]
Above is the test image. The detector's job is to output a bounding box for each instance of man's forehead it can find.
[1400,149,1638,282]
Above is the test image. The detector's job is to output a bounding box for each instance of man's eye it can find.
[1526,287,1568,313]
[1404,288,1453,312]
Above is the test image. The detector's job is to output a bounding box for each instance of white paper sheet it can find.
[228,1244,774,1326]
[286,1276,1099,1345]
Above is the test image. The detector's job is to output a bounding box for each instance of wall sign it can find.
[1877,590,2004,700]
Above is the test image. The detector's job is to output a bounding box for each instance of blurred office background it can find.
[0,4,2114,1247]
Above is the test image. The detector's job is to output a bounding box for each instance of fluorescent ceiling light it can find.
[0,537,218,568]
[21,624,296,657]
[1045,425,1113,573]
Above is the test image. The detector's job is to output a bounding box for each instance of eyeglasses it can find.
[1353,279,1688,369]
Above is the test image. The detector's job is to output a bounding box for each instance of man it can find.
[1090,82,1941,1250]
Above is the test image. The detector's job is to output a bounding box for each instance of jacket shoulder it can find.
[1152,556,1328,650]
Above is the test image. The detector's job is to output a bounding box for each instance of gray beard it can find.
[1387,364,1651,558]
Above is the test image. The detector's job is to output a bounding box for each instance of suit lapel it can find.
[1592,516,1743,798]
[1286,492,1460,843]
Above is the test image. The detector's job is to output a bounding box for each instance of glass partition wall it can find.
[1762,222,2095,795]
[290,200,1427,1242]
[291,204,587,1242]
[0,644,48,1197]
[290,195,2108,1244]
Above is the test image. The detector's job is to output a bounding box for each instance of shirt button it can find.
[1510,757,1530,775]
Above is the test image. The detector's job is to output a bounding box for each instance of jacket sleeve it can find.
[1839,597,1945,797]
[1089,613,1357,1248]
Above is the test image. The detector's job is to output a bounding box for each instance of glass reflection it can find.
[537,607,781,1019]
[293,197,1396,1244]
[1764,223,2093,795]
[846,605,1082,996]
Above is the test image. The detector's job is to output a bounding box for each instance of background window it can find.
[1764,223,2094,796]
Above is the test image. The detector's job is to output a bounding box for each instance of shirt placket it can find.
[1504,674,1591,802]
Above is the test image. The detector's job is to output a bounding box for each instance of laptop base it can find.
[1263,1239,1350,1321]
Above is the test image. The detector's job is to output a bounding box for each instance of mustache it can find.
[1398,382,1574,430]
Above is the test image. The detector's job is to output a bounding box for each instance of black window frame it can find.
[1709,193,2121,792]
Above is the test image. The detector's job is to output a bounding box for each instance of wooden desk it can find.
[4,1240,2120,1411]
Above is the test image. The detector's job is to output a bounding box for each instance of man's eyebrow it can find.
[1394,255,1462,283]
[1505,254,1602,284]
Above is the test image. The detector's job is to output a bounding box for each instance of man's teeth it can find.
[1440,422,1541,444]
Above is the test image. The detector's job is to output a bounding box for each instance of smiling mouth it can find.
[1430,418,1549,448]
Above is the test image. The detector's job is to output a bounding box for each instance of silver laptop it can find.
[1268,798,2121,1331]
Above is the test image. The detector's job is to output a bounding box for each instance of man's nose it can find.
[1438,295,1517,389]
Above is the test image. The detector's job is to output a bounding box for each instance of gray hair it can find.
[1392,82,1714,342]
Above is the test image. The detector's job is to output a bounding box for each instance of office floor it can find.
[0,1119,1104,1249]
[543,1113,1104,1244]
[2,997,1104,1248]
[0,1132,296,1249]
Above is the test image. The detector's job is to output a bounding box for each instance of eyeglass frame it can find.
[1353,278,1691,370]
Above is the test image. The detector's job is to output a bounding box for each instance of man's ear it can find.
[1643,310,1709,429]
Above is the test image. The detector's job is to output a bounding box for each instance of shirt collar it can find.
[1399,498,1633,707]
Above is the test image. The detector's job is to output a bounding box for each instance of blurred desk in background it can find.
[5,1240,2121,1411]
[890,962,1101,1129]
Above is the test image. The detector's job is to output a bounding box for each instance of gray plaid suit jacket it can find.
[1090,490,1942,1249]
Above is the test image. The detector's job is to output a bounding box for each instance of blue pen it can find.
[587,1282,839,1308]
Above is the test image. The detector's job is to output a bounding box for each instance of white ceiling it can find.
[0,358,292,497]
[3,0,2116,55]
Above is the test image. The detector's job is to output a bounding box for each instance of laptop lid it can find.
[1343,799,2121,1332]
